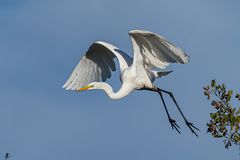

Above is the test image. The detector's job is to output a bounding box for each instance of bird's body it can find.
[63,30,199,136]
[92,65,154,99]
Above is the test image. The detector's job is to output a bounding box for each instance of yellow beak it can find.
[77,85,94,92]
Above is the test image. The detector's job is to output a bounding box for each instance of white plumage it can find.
[63,30,189,92]
[63,30,198,136]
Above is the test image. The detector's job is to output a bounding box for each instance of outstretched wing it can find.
[62,41,132,90]
[129,30,189,69]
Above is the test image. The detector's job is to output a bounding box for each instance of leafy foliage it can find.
[203,80,240,149]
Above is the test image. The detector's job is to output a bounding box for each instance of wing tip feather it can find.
[182,52,190,64]
[62,82,73,90]
[129,30,152,35]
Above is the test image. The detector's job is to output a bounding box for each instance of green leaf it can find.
[215,117,220,122]
[228,90,233,96]
[230,114,234,125]
[236,93,240,100]
[211,80,216,87]
[236,93,240,98]
[210,113,215,119]
[234,134,240,142]
[214,135,223,138]
[236,116,240,123]
[236,108,240,115]
[222,84,226,90]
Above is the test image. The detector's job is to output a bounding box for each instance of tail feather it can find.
[154,70,172,78]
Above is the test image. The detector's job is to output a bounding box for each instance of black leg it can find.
[157,88,199,137]
[139,88,180,134]
[157,90,181,134]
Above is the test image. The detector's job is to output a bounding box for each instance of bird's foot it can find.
[185,121,199,137]
[169,118,181,134]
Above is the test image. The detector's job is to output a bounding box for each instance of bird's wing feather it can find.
[129,30,189,69]
[62,41,132,90]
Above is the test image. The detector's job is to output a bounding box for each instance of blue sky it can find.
[1,0,240,159]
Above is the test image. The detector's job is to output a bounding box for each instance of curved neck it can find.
[92,82,134,100]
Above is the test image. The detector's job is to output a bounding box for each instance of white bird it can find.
[63,30,199,136]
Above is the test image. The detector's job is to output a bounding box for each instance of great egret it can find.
[63,30,199,136]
